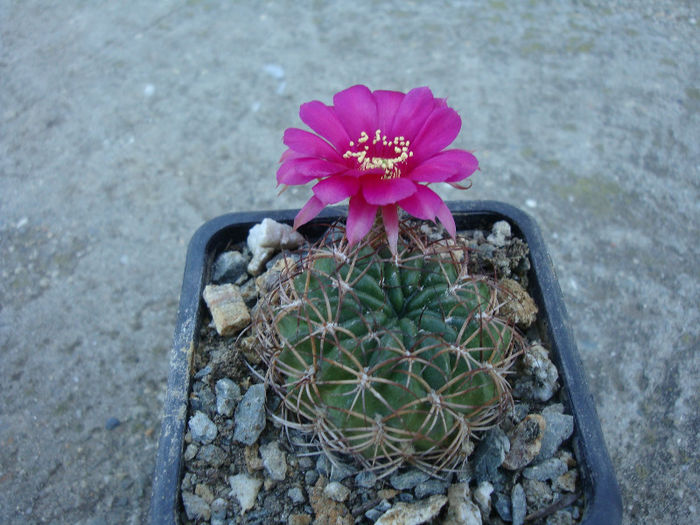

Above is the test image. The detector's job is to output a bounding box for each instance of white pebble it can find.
[323,481,351,502]
[260,441,288,481]
[246,218,304,275]
[228,474,263,515]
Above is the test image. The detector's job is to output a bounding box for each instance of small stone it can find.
[443,483,482,525]
[554,469,578,493]
[260,441,288,481]
[298,456,314,469]
[248,246,276,276]
[244,444,264,472]
[198,444,226,468]
[535,410,574,462]
[522,479,554,511]
[557,449,577,468]
[493,492,512,522]
[473,427,510,482]
[203,284,251,335]
[375,495,448,525]
[212,250,248,284]
[316,454,331,477]
[255,255,298,294]
[228,473,263,515]
[324,481,351,502]
[239,279,259,308]
[511,483,526,525]
[182,491,211,521]
[288,514,312,525]
[194,365,212,380]
[233,384,266,445]
[188,411,217,444]
[498,278,538,328]
[389,469,431,490]
[487,220,511,247]
[473,481,493,517]
[365,500,392,521]
[247,218,305,275]
[378,489,399,500]
[183,443,198,461]
[305,469,319,486]
[329,460,357,482]
[355,470,378,489]
[513,344,559,402]
[415,479,449,499]
[105,417,120,430]
[195,483,214,503]
[503,414,546,470]
[309,477,352,525]
[215,378,241,416]
[211,497,227,520]
[287,486,306,504]
[190,383,216,413]
[523,458,568,481]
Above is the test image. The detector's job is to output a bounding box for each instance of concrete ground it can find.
[1,1,698,523]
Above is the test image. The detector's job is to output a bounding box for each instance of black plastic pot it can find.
[149,200,622,524]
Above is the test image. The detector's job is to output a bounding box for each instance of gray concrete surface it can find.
[1,1,698,523]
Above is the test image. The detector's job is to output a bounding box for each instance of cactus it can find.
[254,222,524,475]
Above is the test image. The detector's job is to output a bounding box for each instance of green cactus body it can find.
[256,224,522,474]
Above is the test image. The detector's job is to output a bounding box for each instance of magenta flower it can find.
[277,85,479,254]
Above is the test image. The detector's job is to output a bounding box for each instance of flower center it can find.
[343,129,413,179]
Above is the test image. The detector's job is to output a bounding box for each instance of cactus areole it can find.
[255,222,524,475]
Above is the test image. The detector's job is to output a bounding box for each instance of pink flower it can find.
[277,85,479,254]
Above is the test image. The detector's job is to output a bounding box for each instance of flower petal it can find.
[283,128,342,161]
[435,199,456,238]
[362,177,417,206]
[410,107,462,163]
[389,86,435,141]
[407,150,479,182]
[373,89,404,133]
[312,175,359,204]
[397,184,444,220]
[346,193,378,246]
[398,185,456,237]
[299,100,351,151]
[277,157,347,185]
[293,196,326,230]
[333,85,378,142]
[279,148,303,163]
[381,205,399,256]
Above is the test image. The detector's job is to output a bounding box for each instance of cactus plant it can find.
[254,221,525,475]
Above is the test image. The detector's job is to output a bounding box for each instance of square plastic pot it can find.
[149,200,622,524]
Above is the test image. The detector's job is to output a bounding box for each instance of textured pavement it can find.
[1,1,698,523]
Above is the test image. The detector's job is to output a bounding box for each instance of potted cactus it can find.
[253,86,514,480]
[150,86,621,524]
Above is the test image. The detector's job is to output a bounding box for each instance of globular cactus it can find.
[254,222,524,475]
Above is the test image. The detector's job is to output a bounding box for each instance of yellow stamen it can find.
[342,128,413,180]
